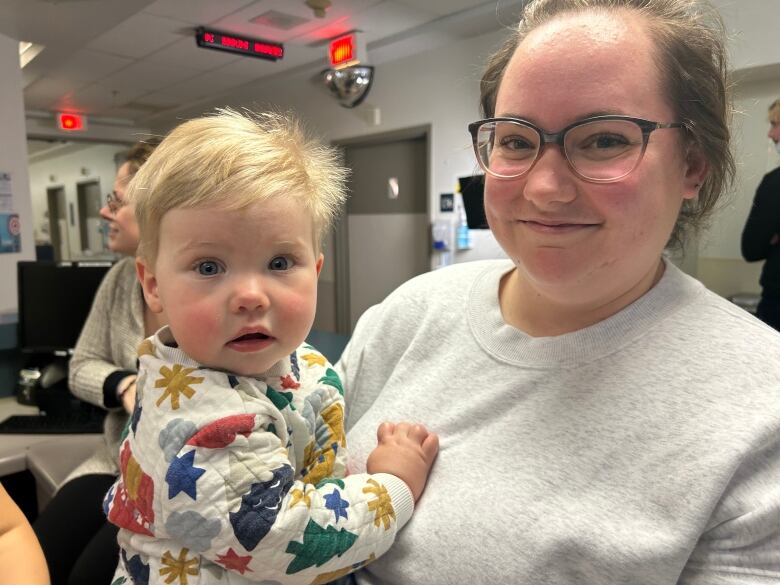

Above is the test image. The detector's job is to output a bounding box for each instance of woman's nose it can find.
[99,204,113,221]
[521,147,577,207]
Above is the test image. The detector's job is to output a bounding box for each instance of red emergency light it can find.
[329,34,357,68]
[57,113,86,131]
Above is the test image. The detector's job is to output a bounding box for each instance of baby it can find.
[103,109,438,584]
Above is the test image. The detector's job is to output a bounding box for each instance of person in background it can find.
[105,109,437,584]
[0,483,49,585]
[337,1,780,584]
[741,98,780,329]
[33,139,161,585]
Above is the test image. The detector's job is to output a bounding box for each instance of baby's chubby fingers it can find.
[421,432,439,463]
[376,421,396,442]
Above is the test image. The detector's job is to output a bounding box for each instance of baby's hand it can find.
[366,422,439,502]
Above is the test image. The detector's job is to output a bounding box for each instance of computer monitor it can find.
[17,261,113,354]
[458,174,489,229]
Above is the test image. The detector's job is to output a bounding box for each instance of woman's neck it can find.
[499,260,665,337]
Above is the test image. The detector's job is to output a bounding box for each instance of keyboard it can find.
[0,410,106,434]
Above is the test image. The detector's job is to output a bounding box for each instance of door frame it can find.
[331,124,431,334]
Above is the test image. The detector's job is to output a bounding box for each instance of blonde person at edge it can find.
[0,483,49,585]
[336,1,780,584]
[103,109,439,585]
[32,139,161,585]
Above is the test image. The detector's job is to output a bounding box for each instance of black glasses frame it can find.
[105,191,126,214]
[468,115,685,183]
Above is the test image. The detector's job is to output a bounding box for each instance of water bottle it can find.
[455,202,471,250]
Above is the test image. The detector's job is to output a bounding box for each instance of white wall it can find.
[28,143,127,258]
[0,33,34,315]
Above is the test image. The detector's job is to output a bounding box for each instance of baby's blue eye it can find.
[269,256,291,271]
[197,261,222,276]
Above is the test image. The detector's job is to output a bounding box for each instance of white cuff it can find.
[372,472,414,531]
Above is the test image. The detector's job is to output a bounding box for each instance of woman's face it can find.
[99,161,140,256]
[485,11,704,310]
[769,115,780,145]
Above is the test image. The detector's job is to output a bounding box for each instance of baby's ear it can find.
[136,257,163,313]
[315,253,324,277]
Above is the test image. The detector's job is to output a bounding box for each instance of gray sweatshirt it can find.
[337,259,780,585]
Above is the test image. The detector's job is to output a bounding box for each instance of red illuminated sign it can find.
[329,34,355,68]
[195,27,283,61]
[57,113,86,131]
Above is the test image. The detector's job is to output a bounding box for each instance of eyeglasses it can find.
[468,115,684,183]
[105,191,126,214]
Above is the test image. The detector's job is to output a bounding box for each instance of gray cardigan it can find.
[65,256,144,483]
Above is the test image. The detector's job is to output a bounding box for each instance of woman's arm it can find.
[68,259,138,411]
[0,484,50,585]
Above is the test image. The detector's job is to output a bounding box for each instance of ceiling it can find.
[2,0,525,126]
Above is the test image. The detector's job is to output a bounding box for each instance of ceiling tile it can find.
[210,0,385,43]
[69,83,149,113]
[142,0,257,26]
[145,36,241,71]
[24,77,89,111]
[49,50,134,84]
[101,61,202,95]
[147,71,253,102]
[396,0,488,17]
[86,12,190,59]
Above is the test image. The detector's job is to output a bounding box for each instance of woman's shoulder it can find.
[671,278,780,373]
[351,260,510,340]
[101,256,137,292]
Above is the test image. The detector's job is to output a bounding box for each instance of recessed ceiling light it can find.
[19,41,45,68]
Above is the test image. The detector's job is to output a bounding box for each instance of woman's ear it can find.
[136,257,163,313]
[682,144,709,200]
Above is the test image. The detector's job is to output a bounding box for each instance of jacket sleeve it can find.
[111,352,413,584]
[68,260,137,410]
[741,172,780,262]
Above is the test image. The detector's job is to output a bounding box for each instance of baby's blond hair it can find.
[128,108,348,263]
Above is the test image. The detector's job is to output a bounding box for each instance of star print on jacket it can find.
[215,548,253,575]
[166,450,206,500]
[155,364,203,410]
[105,326,405,584]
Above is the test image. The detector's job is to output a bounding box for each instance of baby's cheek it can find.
[172,299,222,353]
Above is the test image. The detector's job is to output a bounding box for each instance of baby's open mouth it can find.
[231,332,270,343]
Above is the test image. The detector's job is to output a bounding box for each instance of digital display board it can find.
[195,27,284,61]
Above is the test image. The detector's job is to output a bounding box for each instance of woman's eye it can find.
[269,256,293,271]
[196,261,222,276]
[499,136,534,151]
[585,133,629,149]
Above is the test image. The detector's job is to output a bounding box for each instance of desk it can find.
[0,397,102,510]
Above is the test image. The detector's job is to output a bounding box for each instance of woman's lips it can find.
[519,219,598,235]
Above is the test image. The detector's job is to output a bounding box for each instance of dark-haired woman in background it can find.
[742,98,780,330]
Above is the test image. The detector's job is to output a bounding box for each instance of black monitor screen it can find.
[458,174,489,229]
[17,261,113,354]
